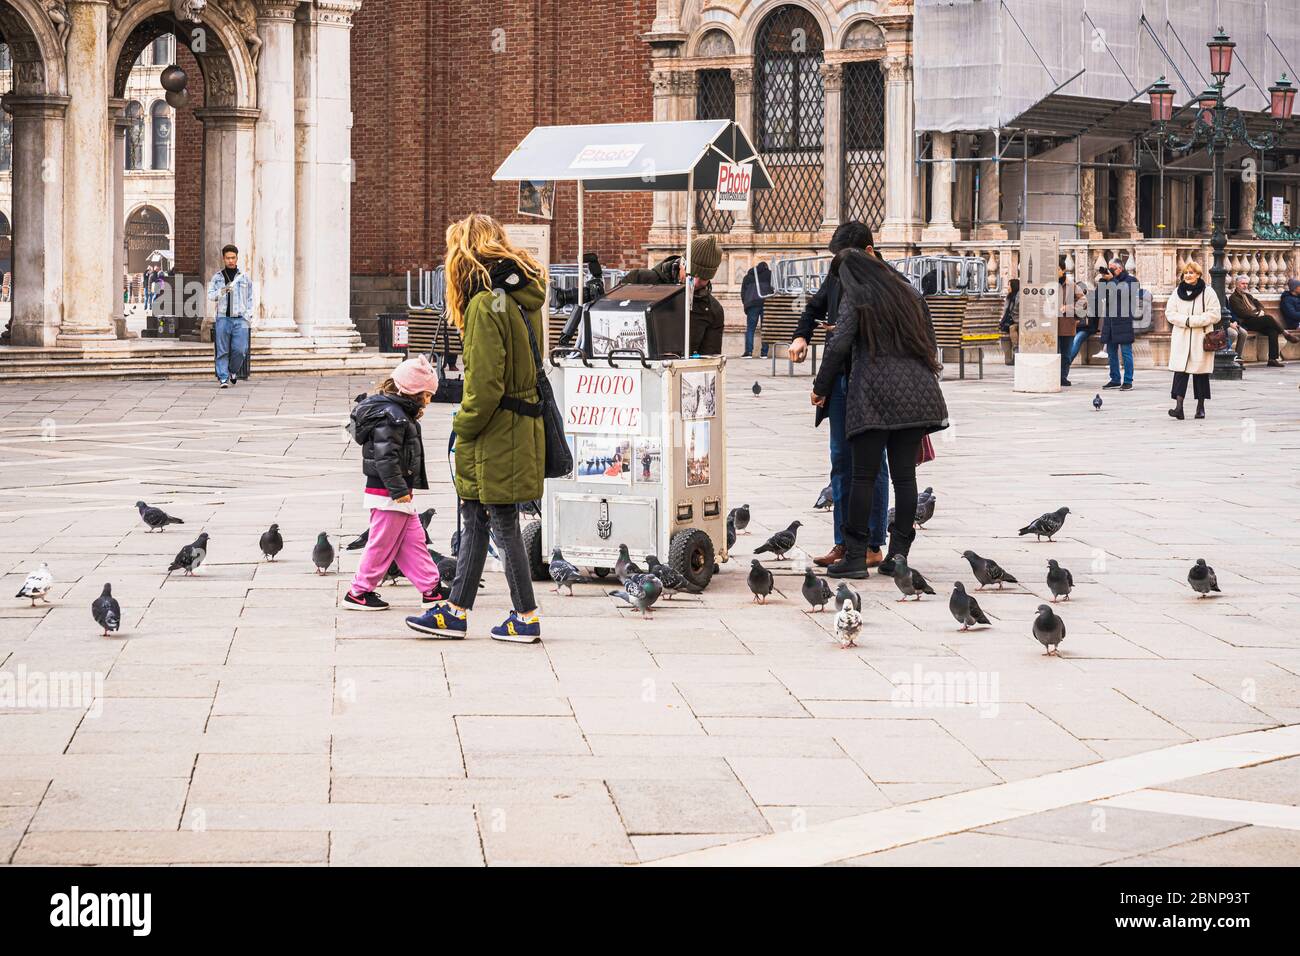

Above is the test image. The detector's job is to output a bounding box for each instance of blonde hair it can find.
[444,213,546,330]
[1178,260,1204,278]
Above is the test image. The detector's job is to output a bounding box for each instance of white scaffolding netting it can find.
[915,0,1300,133]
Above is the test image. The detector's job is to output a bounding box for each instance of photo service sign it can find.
[564,368,643,433]
[714,162,754,211]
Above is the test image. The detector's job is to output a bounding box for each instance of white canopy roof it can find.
[492,120,772,192]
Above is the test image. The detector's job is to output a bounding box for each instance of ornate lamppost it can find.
[1147,29,1296,380]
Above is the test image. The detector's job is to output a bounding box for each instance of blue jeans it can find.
[828,374,889,549]
[1067,329,1090,363]
[215,315,250,383]
[743,305,767,357]
[1107,342,1134,385]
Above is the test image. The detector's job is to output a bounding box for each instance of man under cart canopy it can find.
[619,235,726,356]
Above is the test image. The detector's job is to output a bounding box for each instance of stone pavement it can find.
[0,361,1297,866]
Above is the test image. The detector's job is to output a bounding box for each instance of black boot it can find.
[1168,397,1184,420]
[1194,399,1205,419]
[827,549,869,579]
[877,530,915,577]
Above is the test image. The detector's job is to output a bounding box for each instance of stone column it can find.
[252,0,302,338]
[195,106,258,340]
[730,67,755,235]
[647,67,677,248]
[976,131,1006,239]
[5,94,67,347]
[1078,165,1103,239]
[820,62,843,231]
[1236,168,1257,238]
[921,131,960,243]
[110,99,128,336]
[954,133,974,232]
[1116,143,1140,238]
[294,0,363,348]
[1201,172,1214,237]
[59,0,117,347]
[880,55,921,245]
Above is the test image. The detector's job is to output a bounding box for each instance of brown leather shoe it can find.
[865,549,884,568]
[813,545,845,568]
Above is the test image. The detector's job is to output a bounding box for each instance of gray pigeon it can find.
[726,512,737,551]
[549,547,582,596]
[949,582,991,631]
[730,504,751,534]
[747,559,775,604]
[136,500,184,532]
[428,549,462,591]
[1188,558,1220,598]
[752,381,761,396]
[346,530,369,551]
[813,484,833,511]
[646,555,702,600]
[1019,507,1070,542]
[166,533,208,576]
[1093,394,1103,411]
[753,520,801,560]
[915,488,936,528]
[962,550,1019,590]
[835,581,862,613]
[1046,559,1074,602]
[834,599,862,648]
[1032,604,1066,655]
[312,532,335,575]
[891,554,935,602]
[800,569,833,613]
[615,544,644,580]
[609,572,662,619]
[91,583,120,637]
[259,524,284,561]
[15,562,53,605]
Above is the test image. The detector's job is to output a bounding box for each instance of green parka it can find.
[452,261,547,505]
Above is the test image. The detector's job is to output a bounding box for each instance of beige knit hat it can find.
[688,235,723,281]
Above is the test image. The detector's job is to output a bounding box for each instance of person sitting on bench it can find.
[1228,274,1300,368]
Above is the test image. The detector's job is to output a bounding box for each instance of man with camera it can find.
[621,235,726,356]
[207,243,254,388]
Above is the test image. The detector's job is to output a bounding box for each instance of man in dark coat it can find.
[788,221,890,570]
[621,235,725,356]
[1228,275,1300,366]
[741,260,772,357]
[1097,258,1142,390]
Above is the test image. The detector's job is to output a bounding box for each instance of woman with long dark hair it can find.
[812,249,949,578]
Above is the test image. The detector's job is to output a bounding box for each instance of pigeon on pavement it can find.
[312,533,335,575]
[752,381,762,396]
[949,582,991,631]
[747,559,775,604]
[15,562,53,605]
[1188,558,1221,598]
[800,569,833,613]
[962,550,1019,590]
[346,529,369,551]
[418,508,437,542]
[1046,559,1074,602]
[1032,604,1066,655]
[647,555,702,600]
[91,583,120,637]
[891,555,935,602]
[167,533,209,577]
[730,504,751,534]
[754,521,801,560]
[1019,507,1070,542]
[609,573,662,619]
[813,484,833,511]
[548,547,583,595]
[428,549,463,591]
[136,500,184,533]
[834,599,863,648]
[259,524,284,561]
[835,581,862,613]
[1093,394,1103,411]
[615,544,643,580]
[915,488,936,528]
[726,512,737,551]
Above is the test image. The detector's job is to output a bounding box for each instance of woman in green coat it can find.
[405,214,548,645]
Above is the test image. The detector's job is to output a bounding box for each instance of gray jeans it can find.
[450,500,536,613]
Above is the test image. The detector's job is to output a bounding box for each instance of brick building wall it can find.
[172,43,203,278]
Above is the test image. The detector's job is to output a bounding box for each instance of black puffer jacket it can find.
[351,393,428,499]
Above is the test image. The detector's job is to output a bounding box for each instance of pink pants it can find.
[349,509,441,597]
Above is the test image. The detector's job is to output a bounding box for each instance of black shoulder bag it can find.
[428,314,464,404]
[498,305,574,480]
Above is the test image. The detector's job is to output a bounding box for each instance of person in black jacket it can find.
[789,221,891,571]
[741,261,772,357]
[621,235,726,355]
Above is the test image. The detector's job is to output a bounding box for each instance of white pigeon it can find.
[15,562,53,606]
[833,597,862,649]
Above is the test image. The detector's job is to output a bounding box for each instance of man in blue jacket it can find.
[1281,278,1300,331]
[208,244,255,388]
[1097,258,1141,391]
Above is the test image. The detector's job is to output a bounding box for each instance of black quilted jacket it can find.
[350,393,429,499]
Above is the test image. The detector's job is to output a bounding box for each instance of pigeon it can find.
[15,562,53,605]
[813,484,833,511]
[949,582,991,631]
[609,572,662,619]
[1093,394,1103,411]
[1019,507,1070,542]
[730,504,751,534]
[747,559,775,604]
[259,524,284,561]
[800,569,833,613]
[752,381,762,396]
[835,581,862,613]
[312,532,335,575]
[646,555,702,600]
[349,507,436,553]
[915,488,936,528]
[136,500,183,532]
[887,507,896,536]
[1032,604,1066,655]
[615,544,643,580]
[753,520,801,560]
[1046,559,1074,602]
[891,554,935,602]
[1188,558,1220,598]
[834,599,863,648]
[91,583,120,637]
[726,512,737,551]
[518,500,541,520]
[346,529,369,551]
[548,547,583,596]
[428,548,461,590]
[166,533,209,576]
[962,551,1019,590]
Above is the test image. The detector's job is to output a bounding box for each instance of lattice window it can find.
[842,60,885,230]
[695,69,736,234]
[753,5,825,232]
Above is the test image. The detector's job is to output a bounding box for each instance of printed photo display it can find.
[633,439,662,485]
[517,180,555,220]
[685,421,711,487]
[680,370,716,420]
[587,310,648,356]
[560,436,577,479]
[575,435,633,484]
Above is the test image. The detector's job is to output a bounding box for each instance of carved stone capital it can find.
[256,0,300,21]
[731,67,753,96]
[314,0,362,25]
[820,62,844,93]
[882,55,911,83]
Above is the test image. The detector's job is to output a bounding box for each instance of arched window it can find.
[151,35,174,67]
[0,43,11,72]
[695,69,736,233]
[125,206,171,275]
[125,101,145,170]
[150,101,172,170]
[753,4,825,231]
[842,61,886,229]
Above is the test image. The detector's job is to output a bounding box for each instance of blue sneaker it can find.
[406,603,467,639]
[490,612,542,644]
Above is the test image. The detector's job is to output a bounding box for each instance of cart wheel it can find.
[522,520,548,582]
[593,567,611,579]
[669,527,715,590]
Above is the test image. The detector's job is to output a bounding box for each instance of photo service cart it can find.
[492,119,771,589]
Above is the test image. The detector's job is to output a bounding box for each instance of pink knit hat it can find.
[391,354,439,396]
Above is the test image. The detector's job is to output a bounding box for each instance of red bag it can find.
[917,434,936,465]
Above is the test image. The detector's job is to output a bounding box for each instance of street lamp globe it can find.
[1269,74,1296,121]
[1207,29,1235,82]
[1148,77,1175,123]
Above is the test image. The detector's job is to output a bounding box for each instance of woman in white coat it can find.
[1165,260,1221,420]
